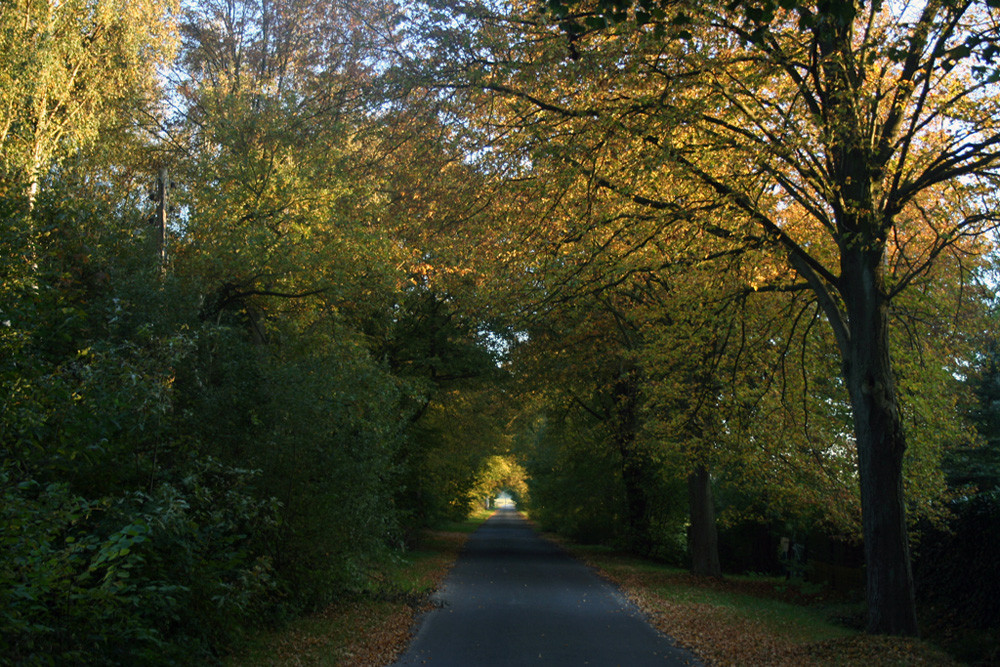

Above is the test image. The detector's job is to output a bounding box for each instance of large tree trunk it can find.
[822,19,918,628]
[841,249,919,636]
[687,464,721,577]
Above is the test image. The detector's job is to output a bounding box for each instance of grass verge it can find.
[228,510,492,666]
[564,543,960,666]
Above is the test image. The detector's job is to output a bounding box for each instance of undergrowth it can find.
[227,511,491,666]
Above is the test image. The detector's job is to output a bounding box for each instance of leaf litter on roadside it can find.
[592,563,959,666]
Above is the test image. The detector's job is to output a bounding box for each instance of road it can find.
[393,508,701,666]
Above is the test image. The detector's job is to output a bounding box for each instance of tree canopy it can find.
[399,0,1000,634]
[2,0,999,659]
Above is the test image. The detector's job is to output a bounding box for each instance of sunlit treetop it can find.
[545,0,1000,80]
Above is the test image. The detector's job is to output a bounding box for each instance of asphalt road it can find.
[393,508,701,666]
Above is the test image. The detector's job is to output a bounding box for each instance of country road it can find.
[393,508,702,666]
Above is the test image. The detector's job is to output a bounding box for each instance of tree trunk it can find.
[619,447,652,555]
[841,248,919,636]
[687,464,721,577]
[614,365,652,555]
[153,167,168,270]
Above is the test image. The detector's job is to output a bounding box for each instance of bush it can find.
[0,460,279,664]
[0,184,415,660]
[526,419,626,545]
[244,335,408,609]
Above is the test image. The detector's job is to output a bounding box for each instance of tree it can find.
[411,0,1000,634]
[638,264,748,578]
[0,0,177,209]
[645,2,1000,634]
[494,273,672,553]
[487,190,728,563]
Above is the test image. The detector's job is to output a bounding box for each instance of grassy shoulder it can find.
[562,542,960,666]
[228,510,492,666]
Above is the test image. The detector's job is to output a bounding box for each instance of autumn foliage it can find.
[2,0,1000,661]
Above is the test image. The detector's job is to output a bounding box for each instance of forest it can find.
[1,0,999,662]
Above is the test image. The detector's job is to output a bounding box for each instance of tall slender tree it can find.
[0,0,176,209]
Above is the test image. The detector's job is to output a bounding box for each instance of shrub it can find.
[0,459,280,664]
